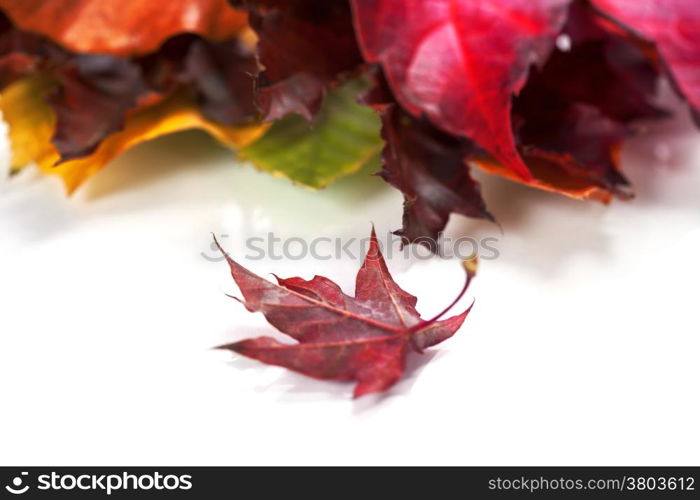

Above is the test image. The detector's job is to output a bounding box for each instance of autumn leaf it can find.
[0,0,248,56]
[379,106,494,246]
[2,0,697,234]
[590,0,700,119]
[351,0,572,181]
[1,4,259,165]
[1,76,57,170]
[240,78,382,188]
[180,37,260,127]
[216,229,476,397]
[232,0,363,121]
[528,2,664,125]
[48,55,147,161]
[361,70,492,246]
[1,76,267,193]
[354,2,674,241]
[361,69,619,242]
[501,1,665,200]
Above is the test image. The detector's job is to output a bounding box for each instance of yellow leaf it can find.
[1,76,58,170]
[1,76,269,194]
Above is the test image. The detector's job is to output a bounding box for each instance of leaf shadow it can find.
[0,168,79,244]
[449,174,611,278]
[1,129,393,249]
[222,346,441,406]
[80,130,234,201]
[80,129,390,210]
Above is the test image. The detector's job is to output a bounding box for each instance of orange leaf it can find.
[0,0,248,56]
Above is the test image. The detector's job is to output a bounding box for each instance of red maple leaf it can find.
[215,229,476,397]
[350,0,572,181]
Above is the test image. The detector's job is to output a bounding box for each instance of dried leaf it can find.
[498,1,666,199]
[1,75,57,169]
[590,0,700,117]
[1,76,267,192]
[49,55,146,161]
[364,75,493,245]
[232,0,363,121]
[351,0,572,180]
[0,0,248,56]
[0,9,259,164]
[359,2,672,241]
[216,229,476,397]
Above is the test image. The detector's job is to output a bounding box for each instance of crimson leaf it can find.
[216,229,476,397]
[590,0,700,120]
[232,0,363,121]
[363,69,493,246]
[350,0,572,180]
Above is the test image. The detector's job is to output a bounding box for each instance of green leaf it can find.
[240,78,383,189]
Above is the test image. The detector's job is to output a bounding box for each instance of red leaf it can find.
[216,229,476,397]
[487,1,666,200]
[373,1,664,221]
[361,2,663,241]
[232,0,363,121]
[536,2,665,125]
[380,106,494,246]
[590,0,700,117]
[179,38,260,126]
[350,0,572,181]
[0,16,42,85]
[49,55,145,161]
[363,70,493,245]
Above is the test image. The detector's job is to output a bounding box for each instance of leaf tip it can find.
[212,233,234,264]
[214,342,237,352]
[224,293,243,303]
[369,222,377,238]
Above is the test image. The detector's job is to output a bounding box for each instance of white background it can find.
[0,91,698,466]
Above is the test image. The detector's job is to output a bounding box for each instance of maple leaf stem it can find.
[406,258,477,335]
